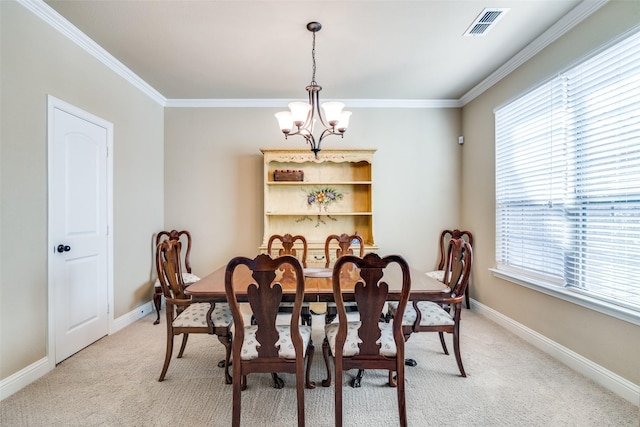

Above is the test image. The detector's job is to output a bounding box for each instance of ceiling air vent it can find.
[464,8,509,36]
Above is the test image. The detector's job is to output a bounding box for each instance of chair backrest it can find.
[156,239,188,313]
[324,233,364,267]
[436,229,473,270]
[442,238,473,299]
[267,233,308,268]
[157,229,194,273]
[225,254,306,359]
[332,253,411,359]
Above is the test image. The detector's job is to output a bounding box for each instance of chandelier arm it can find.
[304,86,318,130]
[308,84,332,130]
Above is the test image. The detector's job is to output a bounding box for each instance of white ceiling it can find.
[43,0,594,102]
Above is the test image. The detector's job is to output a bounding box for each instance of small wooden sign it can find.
[274,169,304,181]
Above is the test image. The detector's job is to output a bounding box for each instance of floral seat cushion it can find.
[325,321,396,358]
[425,270,444,281]
[240,325,312,360]
[155,273,200,288]
[172,302,232,328]
[387,301,454,327]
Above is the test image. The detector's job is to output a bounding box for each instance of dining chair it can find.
[155,238,232,383]
[388,237,473,377]
[425,229,473,309]
[323,233,365,323]
[268,234,312,326]
[153,229,201,325]
[267,233,308,267]
[324,233,364,268]
[322,253,411,427]
[225,253,315,427]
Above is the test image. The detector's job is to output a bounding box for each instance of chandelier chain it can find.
[311,30,317,85]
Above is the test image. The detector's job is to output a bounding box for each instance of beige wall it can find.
[0,2,164,379]
[164,107,463,273]
[461,0,640,384]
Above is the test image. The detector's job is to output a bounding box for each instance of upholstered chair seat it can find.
[240,325,312,360]
[172,302,232,329]
[425,270,445,281]
[387,301,455,327]
[325,321,397,358]
[155,272,200,289]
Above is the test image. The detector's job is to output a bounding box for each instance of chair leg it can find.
[465,291,470,310]
[397,362,408,427]
[296,357,306,427]
[177,333,189,358]
[217,333,233,384]
[453,326,466,377]
[153,290,162,325]
[321,338,332,387]
[325,306,337,324]
[335,358,343,427]
[305,341,316,389]
[439,332,449,355]
[232,371,242,427]
[301,306,312,326]
[159,332,174,382]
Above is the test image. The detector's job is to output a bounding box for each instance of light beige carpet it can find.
[1,309,638,426]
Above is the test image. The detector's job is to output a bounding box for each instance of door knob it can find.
[57,244,71,253]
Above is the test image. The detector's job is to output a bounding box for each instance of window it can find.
[495,28,640,317]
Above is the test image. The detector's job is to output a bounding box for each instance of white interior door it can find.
[49,97,112,364]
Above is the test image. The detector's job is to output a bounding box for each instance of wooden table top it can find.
[185,262,449,303]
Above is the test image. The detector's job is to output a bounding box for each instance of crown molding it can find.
[164,98,462,108]
[21,0,607,109]
[18,0,167,106]
[459,0,609,106]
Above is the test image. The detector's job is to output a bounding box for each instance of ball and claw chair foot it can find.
[351,369,364,388]
[219,359,232,384]
[272,373,285,389]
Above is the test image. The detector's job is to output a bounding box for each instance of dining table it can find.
[185,260,450,386]
[185,262,449,303]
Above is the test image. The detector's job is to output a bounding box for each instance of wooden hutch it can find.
[260,148,377,264]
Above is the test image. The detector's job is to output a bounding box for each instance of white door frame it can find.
[47,95,114,370]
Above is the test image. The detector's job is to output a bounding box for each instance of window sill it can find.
[490,268,640,327]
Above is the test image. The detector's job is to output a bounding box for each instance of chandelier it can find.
[275,22,352,158]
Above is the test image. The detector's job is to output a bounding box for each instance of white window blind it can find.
[495,29,640,312]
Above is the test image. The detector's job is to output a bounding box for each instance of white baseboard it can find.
[111,300,155,334]
[1,301,155,401]
[472,299,640,405]
[0,357,49,401]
